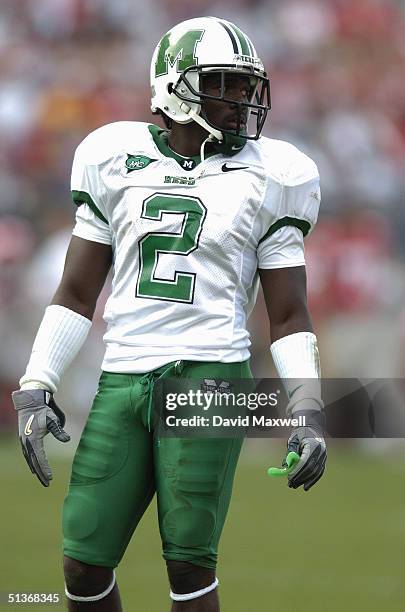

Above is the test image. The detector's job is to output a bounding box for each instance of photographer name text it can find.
[165,415,306,428]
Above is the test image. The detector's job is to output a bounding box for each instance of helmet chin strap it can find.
[177,101,247,159]
[199,135,213,163]
[179,102,223,144]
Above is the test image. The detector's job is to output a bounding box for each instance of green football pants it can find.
[62,360,252,569]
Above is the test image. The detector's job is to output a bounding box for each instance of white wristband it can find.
[19,305,92,393]
[270,331,322,416]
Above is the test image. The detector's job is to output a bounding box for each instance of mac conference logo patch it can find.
[125,154,157,173]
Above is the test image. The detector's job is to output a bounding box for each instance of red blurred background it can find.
[1,0,405,430]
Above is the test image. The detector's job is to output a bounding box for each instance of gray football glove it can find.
[12,389,70,487]
[284,409,327,491]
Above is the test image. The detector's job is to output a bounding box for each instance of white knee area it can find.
[170,577,219,602]
[65,571,116,602]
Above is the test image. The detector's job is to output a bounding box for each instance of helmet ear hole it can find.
[167,83,173,94]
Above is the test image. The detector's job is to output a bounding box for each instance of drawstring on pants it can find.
[139,360,184,431]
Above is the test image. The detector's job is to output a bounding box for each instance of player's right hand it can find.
[11,389,70,487]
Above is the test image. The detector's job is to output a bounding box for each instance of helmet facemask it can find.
[172,64,271,143]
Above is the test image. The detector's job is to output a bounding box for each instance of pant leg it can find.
[154,360,252,569]
[62,372,155,567]
[155,435,243,569]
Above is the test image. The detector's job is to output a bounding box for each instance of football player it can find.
[12,17,326,612]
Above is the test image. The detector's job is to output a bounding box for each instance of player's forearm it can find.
[51,285,97,320]
[50,235,112,320]
[19,305,91,393]
[51,263,106,321]
[269,305,313,344]
[259,265,313,343]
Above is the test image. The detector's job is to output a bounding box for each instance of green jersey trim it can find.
[259,216,311,244]
[148,124,217,170]
[71,190,108,225]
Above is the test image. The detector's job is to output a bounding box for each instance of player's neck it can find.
[168,123,211,158]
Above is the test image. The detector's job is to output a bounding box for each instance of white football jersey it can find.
[71,121,320,373]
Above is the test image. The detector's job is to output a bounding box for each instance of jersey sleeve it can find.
[72,203,112,245]
[257,150,320,269]
[257,225,305,269]
[70,136,109,226]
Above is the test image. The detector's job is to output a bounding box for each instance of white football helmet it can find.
[150,16,271,145]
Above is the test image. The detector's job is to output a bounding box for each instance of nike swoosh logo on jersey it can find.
[221,164,249,173]
[24,414,35,436]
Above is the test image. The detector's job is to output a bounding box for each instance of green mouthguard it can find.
[267,451,300,477]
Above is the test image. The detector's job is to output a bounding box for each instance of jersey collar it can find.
[148,124,218,171]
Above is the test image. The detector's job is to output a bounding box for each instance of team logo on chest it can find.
[125,154,157,173]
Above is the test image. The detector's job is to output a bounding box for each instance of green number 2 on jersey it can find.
[136,193,207,303]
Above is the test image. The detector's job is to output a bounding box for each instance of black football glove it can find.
[12,389,70,487]
[284,409,327,491]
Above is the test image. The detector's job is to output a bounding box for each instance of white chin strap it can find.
[178,102,222,163]
[170,577,219,602]
[179,102,223,143]
[65,571,116,602]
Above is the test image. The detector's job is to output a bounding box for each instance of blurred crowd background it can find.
[1,0,405,432]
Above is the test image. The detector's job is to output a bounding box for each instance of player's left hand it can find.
[284,409,327,491]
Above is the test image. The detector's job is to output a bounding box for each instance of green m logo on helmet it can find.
[155,29,204,77]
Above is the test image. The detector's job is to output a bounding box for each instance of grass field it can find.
[1,436,405,611]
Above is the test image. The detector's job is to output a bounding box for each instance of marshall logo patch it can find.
[125,155,157,173]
